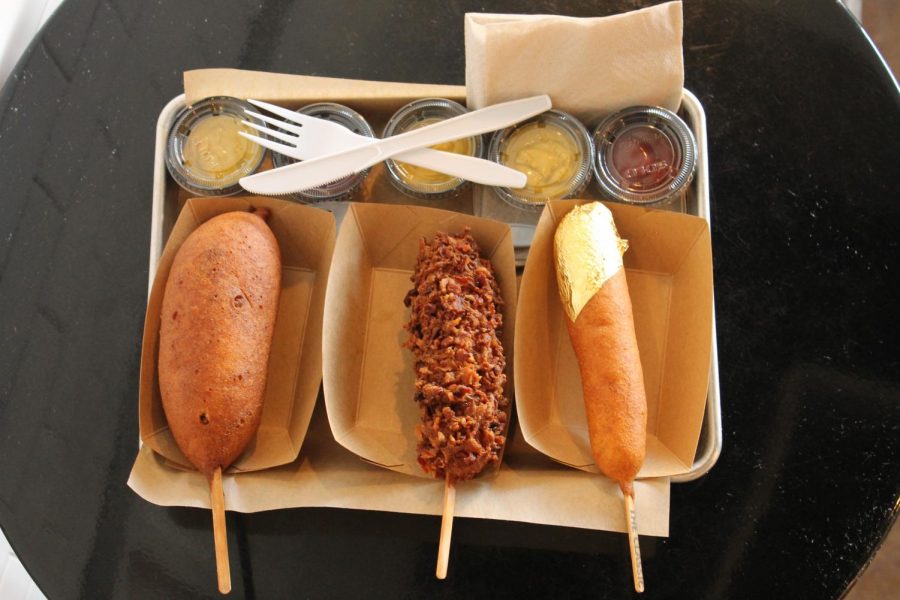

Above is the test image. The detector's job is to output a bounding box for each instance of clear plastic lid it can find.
[592,106,696,205]
[383,98,483,199]
[165,96,266,196]
[271,102,375,203]
[487,109,593,212]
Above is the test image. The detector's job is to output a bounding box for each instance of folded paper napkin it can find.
[465,1,684,123]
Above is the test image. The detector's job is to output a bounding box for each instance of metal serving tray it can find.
[671,90,722,482]
[148,88,721,483]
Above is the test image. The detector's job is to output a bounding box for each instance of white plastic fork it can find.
[239,99,528,189]
[240,95,551,196]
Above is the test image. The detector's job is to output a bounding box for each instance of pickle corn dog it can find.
[554,202,647,592]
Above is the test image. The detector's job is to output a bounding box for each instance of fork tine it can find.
[248,99,311,127]
[238,131,300,158]
[244,110,303,135]
[241,120,299,145]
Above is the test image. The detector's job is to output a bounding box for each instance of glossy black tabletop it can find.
[1,1,898,598]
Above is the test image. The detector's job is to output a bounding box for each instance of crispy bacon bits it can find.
[403,230,509,484]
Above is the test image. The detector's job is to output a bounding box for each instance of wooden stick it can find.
[210,467,232,595]
[435,477,456,580]
[624,492,645,593]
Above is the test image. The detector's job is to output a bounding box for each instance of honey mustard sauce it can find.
[501,121,581,200]
[182,114,255,180]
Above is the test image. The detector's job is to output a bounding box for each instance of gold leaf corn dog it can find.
[554,202,647,496]
[555,202,648,592]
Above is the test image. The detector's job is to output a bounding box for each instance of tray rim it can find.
[672,88,722,482]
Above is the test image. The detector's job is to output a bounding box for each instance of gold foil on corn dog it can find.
[554,203,629,322]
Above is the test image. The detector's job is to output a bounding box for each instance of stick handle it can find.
[436,478,456,580]
[210,467,232,594]
[624,492,645,593]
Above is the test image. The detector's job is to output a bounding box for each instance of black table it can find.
[1,1,897,598]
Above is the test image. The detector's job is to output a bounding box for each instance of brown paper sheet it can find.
[184,68,465,112]
[129,401,671,536]
[515,200,712,477]
[137,196,335,472]
[464,2,684,119]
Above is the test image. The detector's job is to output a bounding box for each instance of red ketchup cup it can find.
[592,106,696,206]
